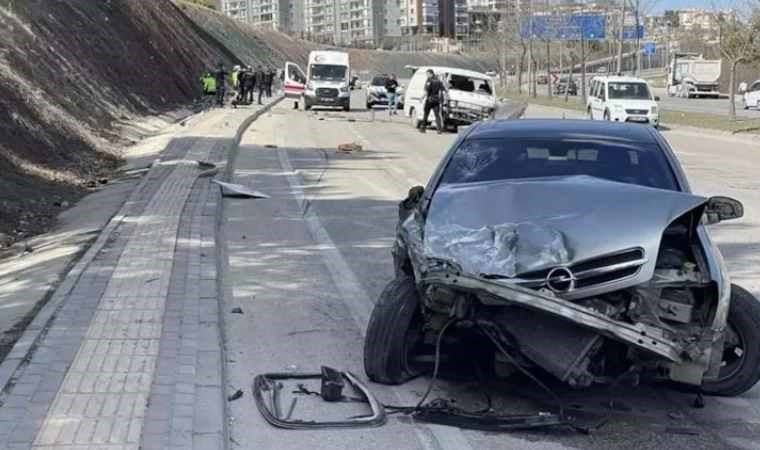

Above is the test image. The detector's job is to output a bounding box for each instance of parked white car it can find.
[742,79,760,109]
[586,76,660,127]
[365,74,405,109]
[404,66,496,132]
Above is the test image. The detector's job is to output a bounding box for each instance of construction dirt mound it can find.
[0,0,238,244]
[0,0,495,246]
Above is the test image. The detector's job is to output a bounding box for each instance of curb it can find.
[211,95,283,450]
[0,159,160,393]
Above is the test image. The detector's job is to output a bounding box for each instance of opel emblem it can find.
[546,267,576,293]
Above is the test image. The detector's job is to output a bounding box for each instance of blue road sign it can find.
[622,25,646,40]
[644,42,656,55]
[521,14,606,41]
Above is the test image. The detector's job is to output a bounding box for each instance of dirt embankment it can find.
[0,0,495,246]
[0,0,238,244]
[178,2,494,75]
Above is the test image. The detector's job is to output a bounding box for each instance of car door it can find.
[748,81,760,108]
[592,82,607,119]
[283,61,306,99]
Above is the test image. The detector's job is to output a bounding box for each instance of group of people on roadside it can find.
[232,65,276,106]
[200,62,278,107]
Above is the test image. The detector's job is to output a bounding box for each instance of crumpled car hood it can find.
[419,176,707,282]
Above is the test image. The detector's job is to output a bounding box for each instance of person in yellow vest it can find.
[201,71,216,96]
[232,65,241,91]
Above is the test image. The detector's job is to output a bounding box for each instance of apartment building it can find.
[399,0,440,35]
[219,0,250,22]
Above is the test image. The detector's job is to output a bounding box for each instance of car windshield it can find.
[371,76,387,86]
[608,82,651,100]
[310,64,347,81]
[440,138,678,190]
[448,74,492,95]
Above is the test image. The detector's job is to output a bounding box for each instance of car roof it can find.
[595,76,650,84]
[417,66,491,79]
[466,119,657,144]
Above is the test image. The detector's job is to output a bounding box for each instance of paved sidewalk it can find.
[0,99,279,450]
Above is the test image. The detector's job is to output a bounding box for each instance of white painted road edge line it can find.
[275,142,475,450]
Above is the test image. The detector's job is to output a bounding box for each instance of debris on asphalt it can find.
[231,307,244,314]
[212,180,271,199]
[228,389,244,402]
[337,142,362,153]
[693,393,706,408]
[668,411,685,420]
[252,367,386,429]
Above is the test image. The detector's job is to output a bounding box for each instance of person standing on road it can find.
[385,73,399,116]
[266,67,275,98]
[739,80,748,94]
[418,69,445,134]
[213,62,228,107]
[255,65,266,105]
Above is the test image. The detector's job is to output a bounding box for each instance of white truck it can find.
[667,52,722,99]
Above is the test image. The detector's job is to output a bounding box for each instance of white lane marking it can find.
[276,142,474,450]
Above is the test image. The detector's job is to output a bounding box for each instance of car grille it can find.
[515,248,646,292]
[316,88,338,98]
[625,109,649,115]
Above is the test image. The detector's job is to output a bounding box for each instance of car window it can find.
[598,83,606,100]
[448,74,492,95]
[371,76,386,86]
[440,138,678,191]
[310,64,347,81]
[608,82,651,100]
[752,82,760,92]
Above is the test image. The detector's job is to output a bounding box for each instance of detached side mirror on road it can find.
[705,196,744,224]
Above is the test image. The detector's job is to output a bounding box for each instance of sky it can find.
[651,0,725,13]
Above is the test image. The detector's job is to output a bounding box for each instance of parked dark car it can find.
[365,119,760,397]
[554,77,578,96]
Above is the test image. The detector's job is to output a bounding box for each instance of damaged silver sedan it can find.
[364,119,760,396]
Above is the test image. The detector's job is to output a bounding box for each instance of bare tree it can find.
[717,8,760,120]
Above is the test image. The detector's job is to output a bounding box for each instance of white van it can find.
[403,66,496,131]
[288,50,350,111]
[586,76,660,127]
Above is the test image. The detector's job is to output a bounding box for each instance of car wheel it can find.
[364,276,423,385]
[344,104,350,112]
[603,110,611,121]
[304,100,311,111]
[700,285,760,396]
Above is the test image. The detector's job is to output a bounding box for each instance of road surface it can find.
[220,91,760,450]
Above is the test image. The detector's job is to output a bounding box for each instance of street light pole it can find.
[617,0,626,74]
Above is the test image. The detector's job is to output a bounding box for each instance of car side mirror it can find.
[399,186,425,221]
[654,96,661,101]
[705,196,744,224]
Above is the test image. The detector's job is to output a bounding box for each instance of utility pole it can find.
[617,0,626,74]
[634,0,641,76]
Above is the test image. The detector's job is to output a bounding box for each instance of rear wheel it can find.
[700,285,760,396]
[364,276,422,385]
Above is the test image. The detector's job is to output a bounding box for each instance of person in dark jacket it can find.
[255,66,266,105]
[266,68,275,98]
[419,69,444,133]
[242,66,256,104]
[213,62,228,107]
[384,73,399,116]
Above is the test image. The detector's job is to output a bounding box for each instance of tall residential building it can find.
[219,0,250,22]
[400,0,440,36]
[440,0,468,39]
[304,0,377,45]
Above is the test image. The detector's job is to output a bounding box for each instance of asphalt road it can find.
[220,91,760,450]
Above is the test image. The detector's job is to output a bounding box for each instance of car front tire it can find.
[364,276,421,385]
[700,285,760,396]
